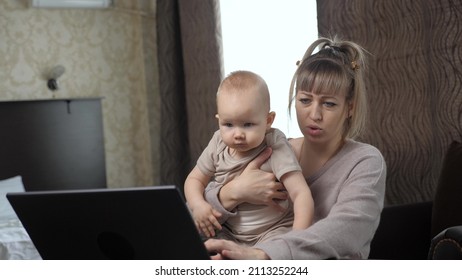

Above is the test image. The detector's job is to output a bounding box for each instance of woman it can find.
[204,36,387,259]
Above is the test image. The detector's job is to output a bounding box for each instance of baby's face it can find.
[216,89,270,157]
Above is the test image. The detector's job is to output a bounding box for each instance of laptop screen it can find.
[7,186,210,260]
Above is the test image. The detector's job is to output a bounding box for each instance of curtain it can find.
[317,0,462,205]
[155,0,223,192]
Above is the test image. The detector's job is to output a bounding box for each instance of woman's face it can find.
[295,89,351,145]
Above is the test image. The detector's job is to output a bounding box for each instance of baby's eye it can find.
[244,123,254,127]
[223,123,233,128]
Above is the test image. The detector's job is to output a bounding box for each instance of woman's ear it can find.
[347,102,354,118]
[267,111,276,129]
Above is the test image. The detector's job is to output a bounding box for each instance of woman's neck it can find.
[298,136,345,178]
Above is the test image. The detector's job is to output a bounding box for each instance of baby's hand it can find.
[191,201,222,238]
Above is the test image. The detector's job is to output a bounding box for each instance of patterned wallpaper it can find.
[0,0,158,188]
[317,0,462,205]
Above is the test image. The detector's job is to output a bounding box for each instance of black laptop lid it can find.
[7,186,210,260]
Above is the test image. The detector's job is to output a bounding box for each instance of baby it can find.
[185,70,314,245]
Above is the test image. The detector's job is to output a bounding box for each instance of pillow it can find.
[431,141,462,237]
[0,176,25,221]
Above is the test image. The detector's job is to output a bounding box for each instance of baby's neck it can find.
[227,147,255,160]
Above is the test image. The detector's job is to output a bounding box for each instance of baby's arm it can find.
[280,171,314,230]
[184,166,222,237]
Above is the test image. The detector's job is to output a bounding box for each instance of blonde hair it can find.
[289,36,368,139]
[218,70,270,112]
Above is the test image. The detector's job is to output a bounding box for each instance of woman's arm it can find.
[205,145,387,260]
[255,147,387,259]
[204,148,288,223]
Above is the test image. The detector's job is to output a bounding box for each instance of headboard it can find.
[0,98,107,191]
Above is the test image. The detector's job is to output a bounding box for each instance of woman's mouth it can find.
[307,125,322,136]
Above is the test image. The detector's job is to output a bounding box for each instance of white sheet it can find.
[0,219,41,260]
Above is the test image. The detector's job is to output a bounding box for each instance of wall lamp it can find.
[47,65,66,91]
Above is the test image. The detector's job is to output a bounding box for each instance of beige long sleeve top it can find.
[205,139,386,259]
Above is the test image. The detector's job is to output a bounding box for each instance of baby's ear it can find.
[267,111,276,128]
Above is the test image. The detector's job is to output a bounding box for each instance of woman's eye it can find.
[324,102,336,108]
[299,98,310,104]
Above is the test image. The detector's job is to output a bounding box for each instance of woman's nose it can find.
[310,104,322,121]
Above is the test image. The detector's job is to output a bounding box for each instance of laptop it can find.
[7,186,210,260]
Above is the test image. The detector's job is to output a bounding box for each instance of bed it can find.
[0,98,107,260]
[0,176,40,259]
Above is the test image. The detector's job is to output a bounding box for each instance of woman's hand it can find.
[219,147,288,212]
[205,238,270,260]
